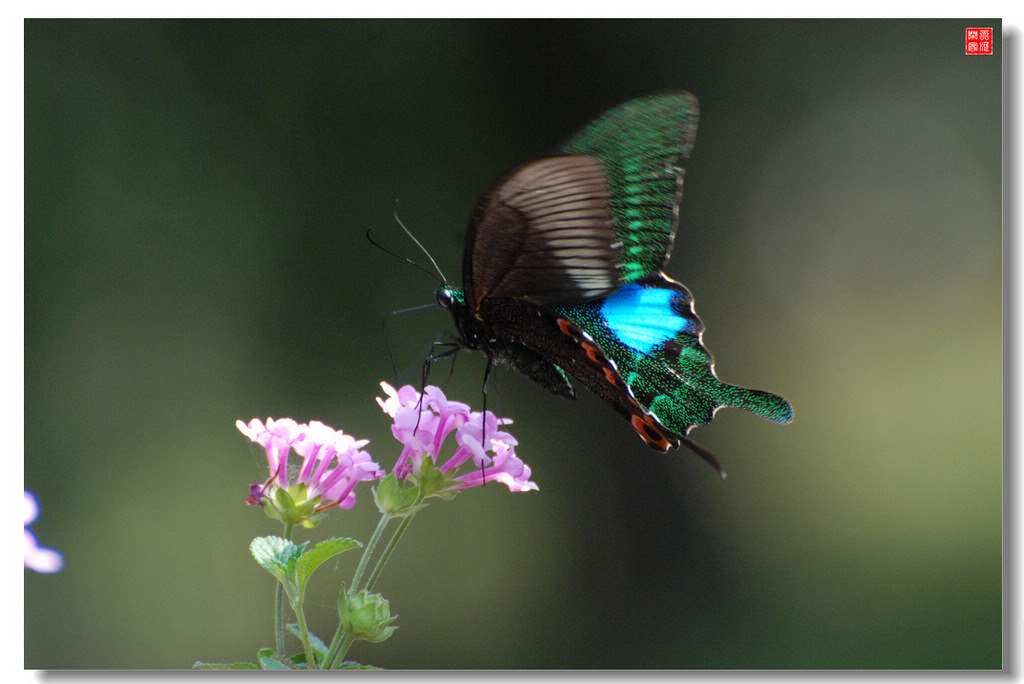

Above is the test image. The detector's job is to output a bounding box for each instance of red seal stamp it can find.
[965,27,993,55]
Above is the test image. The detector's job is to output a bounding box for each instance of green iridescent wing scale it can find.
[557,91,699,283]
[550,275,793,438]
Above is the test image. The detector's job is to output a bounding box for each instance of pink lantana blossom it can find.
[451,412,535,492]
[236,417,306,496]
[237,417,384,521]
[24,490,63,573]
[376,382,538,493]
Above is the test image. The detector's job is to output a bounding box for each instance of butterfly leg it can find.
[441,345,459,389]
[415,341,461,433]
[479,355,494,486]
[421,341,461,390]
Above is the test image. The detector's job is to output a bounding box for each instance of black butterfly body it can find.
[433,92,792,468]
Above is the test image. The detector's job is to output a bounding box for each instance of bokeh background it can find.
[24,19,1001,669]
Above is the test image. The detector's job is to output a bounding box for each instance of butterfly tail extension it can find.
[717,384,794,424]
[645,366,793,434]
[680,435,727,478]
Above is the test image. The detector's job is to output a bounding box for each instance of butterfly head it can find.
[438,286,495,351]
[436,286,465,310]
[436,285,471,328]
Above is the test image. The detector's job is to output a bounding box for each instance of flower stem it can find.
[326,632,355,670]
[274,583,285,657]
[291,597,317,669]
[350,513,392,591]
[275,522,294,657]
[365,513,416,592]
[324,515,416,669]
[322,512,392,668]
[323,626,346,670]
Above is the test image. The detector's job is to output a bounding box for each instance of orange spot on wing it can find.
[581,342,601,364]
[630,414,673,451]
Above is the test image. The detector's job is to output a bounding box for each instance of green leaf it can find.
[286,624,329,660]
[296,537,361,589]
[336,661,383,670]
[250,536,303,582]
[417,464,448,497]
[192,661,259,670]
[398,485,426,509]
[256,648,293,670]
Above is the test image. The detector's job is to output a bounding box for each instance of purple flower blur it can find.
[24,491,63,573]
[376,382,538,493]
[238,418,384,520]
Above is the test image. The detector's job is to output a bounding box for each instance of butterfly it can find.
[430,92,793,473]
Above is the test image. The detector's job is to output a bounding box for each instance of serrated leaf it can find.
[250,536,302,581]
[192,661,259,670]
[296,537,361,589]
[336,661,383,670]
[286,623,329,659]
[256,648,292,670]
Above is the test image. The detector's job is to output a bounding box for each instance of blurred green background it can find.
[24,19,1001,669]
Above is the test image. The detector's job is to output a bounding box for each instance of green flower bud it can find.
[414,458,450,497]
[373,473,424,517]
[259,484,326,528]
[339,589,397,643]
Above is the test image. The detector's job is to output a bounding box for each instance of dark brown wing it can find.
[462,155,620,308]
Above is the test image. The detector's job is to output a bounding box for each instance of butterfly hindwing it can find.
[551,275,793,436]
[473,295,680,450]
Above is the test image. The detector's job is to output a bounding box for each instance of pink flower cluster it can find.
[376,382,537,493]
[238,383,537,518]
[237,418,384,511]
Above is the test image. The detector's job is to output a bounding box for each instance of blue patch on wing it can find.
[600,283,697,354]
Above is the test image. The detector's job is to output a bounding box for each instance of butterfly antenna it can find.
[393,200,448,284]
[366,229,445,285]
[414,339,460,433]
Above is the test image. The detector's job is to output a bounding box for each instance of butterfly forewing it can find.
[558,92,699,283]
[463,155,620,307]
